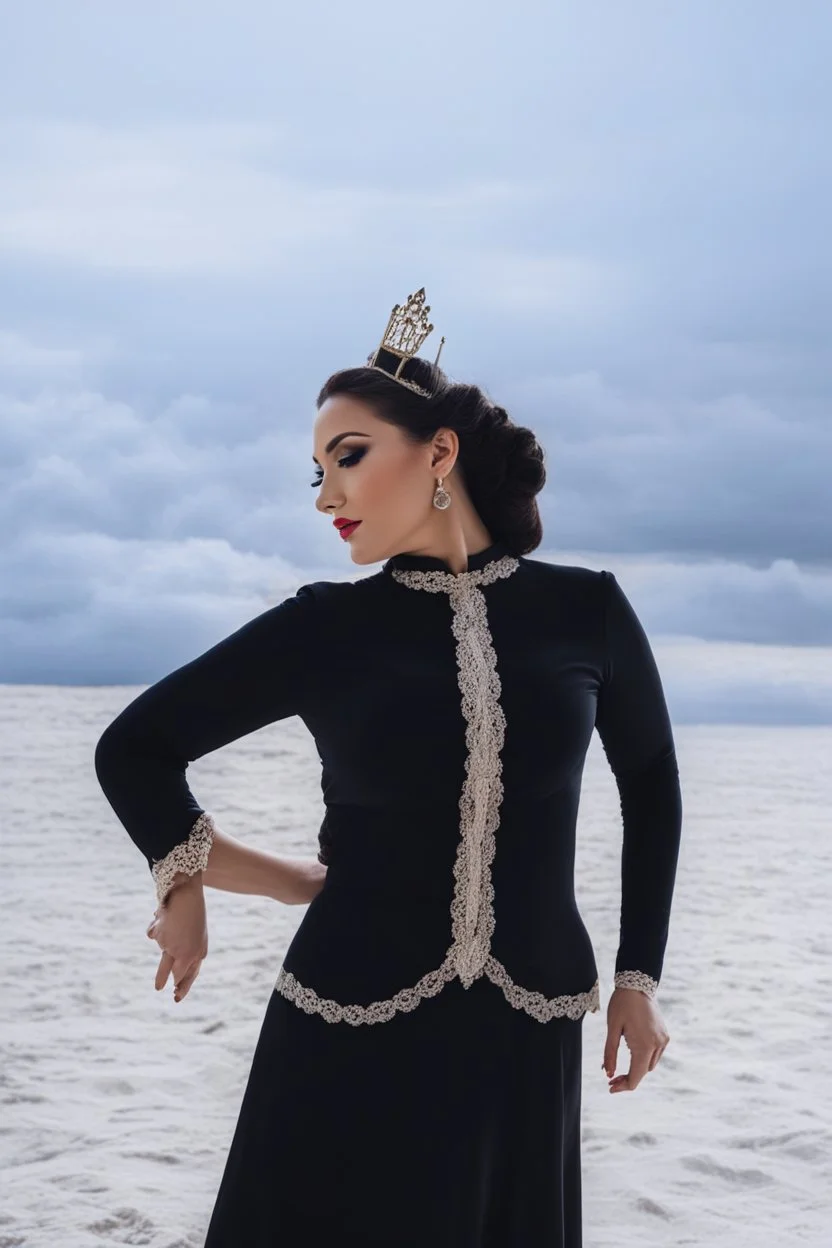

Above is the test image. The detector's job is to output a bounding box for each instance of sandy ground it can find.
[1,684,830,1246]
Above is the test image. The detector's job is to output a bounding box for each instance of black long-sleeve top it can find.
[94,539,682,1026]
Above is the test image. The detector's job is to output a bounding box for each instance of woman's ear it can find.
[430,429,458,477]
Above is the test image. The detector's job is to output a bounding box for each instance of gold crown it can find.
[365,287,445,398]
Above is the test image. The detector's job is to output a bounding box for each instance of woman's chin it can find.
[345,540,379,567]
[339,528,381,566]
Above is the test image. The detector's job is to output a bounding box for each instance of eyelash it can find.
[310,447,366,487]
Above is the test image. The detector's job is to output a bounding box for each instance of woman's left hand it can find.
[278,858,328,905]
[145,876,208,1003]
[602,987,670,1093]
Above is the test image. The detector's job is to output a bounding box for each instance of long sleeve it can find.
[94,583,319,904]
[594,570,682,999]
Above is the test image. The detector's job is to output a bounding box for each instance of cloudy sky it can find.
[1,0,829,722]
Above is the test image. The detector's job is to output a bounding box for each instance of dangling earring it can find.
[433,476,451,510]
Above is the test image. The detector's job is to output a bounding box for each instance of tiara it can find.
[365,287,445,398]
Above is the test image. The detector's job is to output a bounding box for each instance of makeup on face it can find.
[310,432,372,489]
[312,426,373,543]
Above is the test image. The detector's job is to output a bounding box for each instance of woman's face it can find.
[312,394,456,565]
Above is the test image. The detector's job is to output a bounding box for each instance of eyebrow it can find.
[311,431,371,466]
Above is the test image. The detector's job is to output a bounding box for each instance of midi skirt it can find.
[203,971,584,1247]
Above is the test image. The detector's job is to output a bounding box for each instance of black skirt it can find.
[203,973,584,1247]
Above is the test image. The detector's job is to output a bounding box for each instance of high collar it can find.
[382,538,513,578]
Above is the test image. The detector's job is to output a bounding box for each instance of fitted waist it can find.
[318,796,580,908]
[283,878,598,1013]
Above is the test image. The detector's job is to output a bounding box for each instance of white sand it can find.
[1,685,830,1246]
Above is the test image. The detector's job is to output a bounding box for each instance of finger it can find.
[171,955,193,988]
[649,1040,669,1072]
[611,1048,652,1092]
[171,954,201,993]
[155,950,174,991]
[603,1027,622,1077]
[648,1044,665,1072]
[174,960,202,1001]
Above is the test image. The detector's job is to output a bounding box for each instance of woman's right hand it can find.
[146,877,208,1002]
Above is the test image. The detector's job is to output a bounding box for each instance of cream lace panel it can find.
[614,969,659,998]
[274,555,599,1026]
[151,811,216,906]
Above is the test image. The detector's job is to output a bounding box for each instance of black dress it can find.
[94,539,682,1247]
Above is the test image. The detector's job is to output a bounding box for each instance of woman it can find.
[94,289,681,1246]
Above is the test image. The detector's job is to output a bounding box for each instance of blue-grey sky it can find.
[1,0,830,722]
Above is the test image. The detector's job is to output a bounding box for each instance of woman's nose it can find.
[315,487,345,515]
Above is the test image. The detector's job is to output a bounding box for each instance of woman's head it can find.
[311,355,546,566]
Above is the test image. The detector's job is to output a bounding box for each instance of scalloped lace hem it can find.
[150,811,216,905]
[484,956,600,1021]
[614,969,659,998]
[274,956,600,1026]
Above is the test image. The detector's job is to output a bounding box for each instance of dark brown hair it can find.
[316,355,546,555]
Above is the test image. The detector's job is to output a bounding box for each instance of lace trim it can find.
[614,969,659,998]
[274,553,598,1025]
[276,952,458,1026]
[389,555,520,595]
[275,958,600,1026]
[485,956,600,1021]
[150,811,216,906]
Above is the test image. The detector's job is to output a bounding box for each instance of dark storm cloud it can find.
[1,0,830,717]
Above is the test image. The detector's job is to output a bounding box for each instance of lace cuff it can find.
[151,812,216,906]
[614,969,659,998]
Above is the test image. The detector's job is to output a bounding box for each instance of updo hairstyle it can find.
[316,355,546,556]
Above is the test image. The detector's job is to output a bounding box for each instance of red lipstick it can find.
[334,518,362,540]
